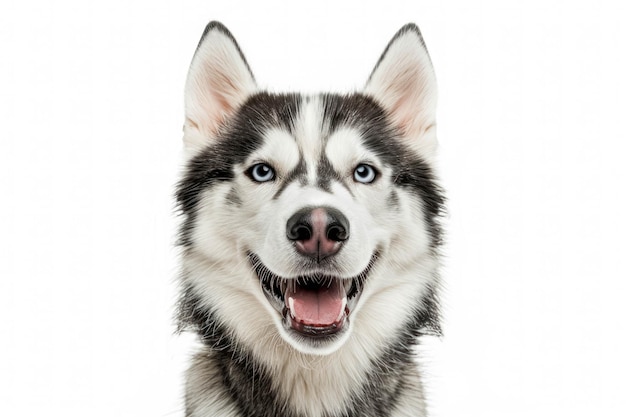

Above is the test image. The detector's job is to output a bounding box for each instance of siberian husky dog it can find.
[176,21,444,417]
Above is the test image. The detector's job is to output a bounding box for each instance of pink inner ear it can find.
[187,72,242,137]
[184,28,256,145]
[366,28,436,141]
[384,67,434,138]
[389,91,420,135]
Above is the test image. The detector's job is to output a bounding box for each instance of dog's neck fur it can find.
[180,286,439,417]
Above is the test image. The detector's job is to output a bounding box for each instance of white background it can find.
[1,0,625,416]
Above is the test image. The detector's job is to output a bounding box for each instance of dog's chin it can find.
[248,252,377,355]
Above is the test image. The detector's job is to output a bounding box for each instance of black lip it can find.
[248,252,374,301]
[290,318,346,338]
[247,252,377,337]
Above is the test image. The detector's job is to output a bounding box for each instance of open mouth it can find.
[248,253,376,338]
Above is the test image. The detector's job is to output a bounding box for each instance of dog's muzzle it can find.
[249,206,376,340]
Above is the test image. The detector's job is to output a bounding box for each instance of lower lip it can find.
[286,308,348,337]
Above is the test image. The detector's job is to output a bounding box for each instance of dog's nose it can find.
[286,207,350,261]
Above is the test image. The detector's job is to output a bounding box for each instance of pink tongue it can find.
[286,280,346,326]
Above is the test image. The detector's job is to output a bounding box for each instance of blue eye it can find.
[248,163,275,182]
[353,164,377,184]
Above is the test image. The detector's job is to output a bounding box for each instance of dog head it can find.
[177,22,443,356]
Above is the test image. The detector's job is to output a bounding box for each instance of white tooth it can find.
[288,296,296,318]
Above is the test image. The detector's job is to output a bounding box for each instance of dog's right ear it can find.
[183,22,256,152]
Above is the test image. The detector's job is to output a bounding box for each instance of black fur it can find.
[387,190,400,208]
[177,90,445,303]
[316,153,347,193]
[176,93,301,246]
[321,93,446,251]
[178,282,441,417]
[272,158,308,199]
[178,91,443,250]
[225,187,242,206]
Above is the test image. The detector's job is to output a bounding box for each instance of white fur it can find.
[292,96,326,181]
[325,127,380,177]
[255,128,301,176]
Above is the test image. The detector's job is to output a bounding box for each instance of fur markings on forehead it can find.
[255,127,300,175]
[293,96,326,182]
[324,127,371,174]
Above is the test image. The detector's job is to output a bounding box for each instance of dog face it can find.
[177,23,442,356]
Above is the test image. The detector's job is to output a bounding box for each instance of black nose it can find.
[286,207,350,261]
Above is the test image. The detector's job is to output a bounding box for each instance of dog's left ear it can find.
[183,22,257,152]
[365,24,437,158]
